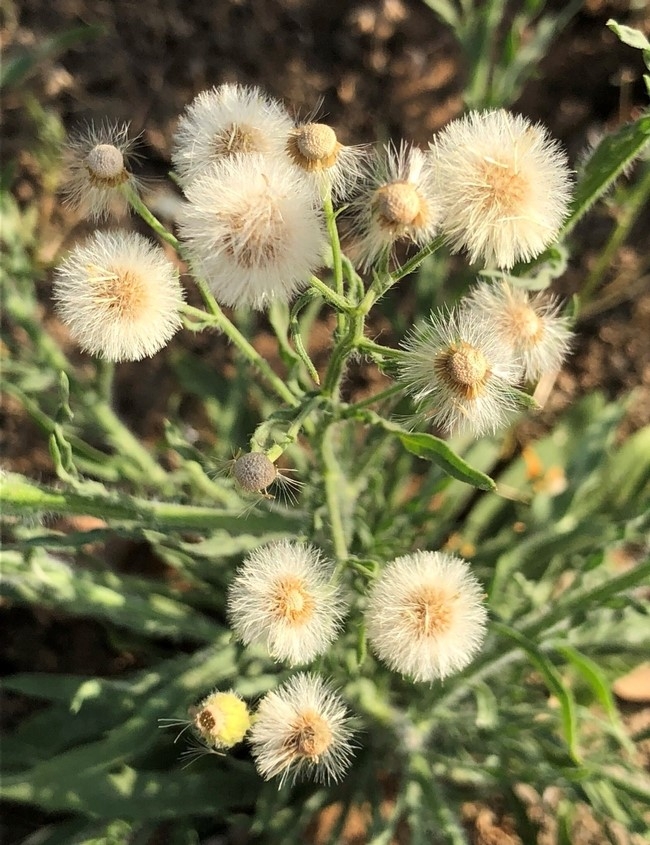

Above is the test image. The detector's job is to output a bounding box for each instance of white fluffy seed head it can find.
[227,540,348,666]
[232,452,278,493]
[61,122,139,220]
[249,673,355,786]
[52,231,184,361]
[351,142,440,268]
[365,551,488,682]
[178,154,326,309]
[399,305,524,437]
[465,281,573,381]
[432,109,572,269]
[286,122,366,200]
[172,83,294,187]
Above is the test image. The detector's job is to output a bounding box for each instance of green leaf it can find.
[552,643,633,751]
[492,622,581,763]
[607,19,650,54]
[0,25,105,90]
[360,417,496,490]
[1,549,223,642]
[564,113,650,237]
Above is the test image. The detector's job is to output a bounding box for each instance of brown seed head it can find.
[85,144,128,187]
[233,452,277,492]
[195,705,223,740]
[374,181,423,228]
[288,708,333,759]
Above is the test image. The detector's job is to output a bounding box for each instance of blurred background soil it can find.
[2,0,650,843]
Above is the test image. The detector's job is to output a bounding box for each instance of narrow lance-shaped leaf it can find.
[563,112,650,237]
[492,621,581,764]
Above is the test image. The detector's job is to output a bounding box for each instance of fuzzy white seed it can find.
[351,142,440,268]
[227,540,347,666]
[432,109,572,269]
[178,153,326,309]
[61,122,139,221]
[365,551,488,682]
[172,83,294,187]
[52,231,184,361]
[399,306,524,437]
[249,673,355,786]
[464,281,573,381]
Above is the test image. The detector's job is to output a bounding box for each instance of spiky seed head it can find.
[399,306,524,437]
[227,540,348,666]
[232,452,277,493]
[432,109,572,269]
[191,690,251,749]
[52,231,184,362]
[365,551,488,682]
[249,673,355,785]
[178,154,325,309]
[352,142,440,268]
[61,122,139,220]
[172,83,294,187]
[464,281,573,381]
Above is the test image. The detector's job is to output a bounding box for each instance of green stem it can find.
[308,275,353,312]
[357,236,446,316]
[182,305,299,407]
[357,338,406,361]
[321,309,365,400]
[323,193,346,334]
[126,187,181,252]
[265,397,322,463]
[320,425,349,562]
[2,473,299,533]
[345,382,404,411]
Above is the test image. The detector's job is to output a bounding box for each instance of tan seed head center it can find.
[408,586,453,637]
[375,182,422,227]
[508,303,544,345]
[89,265,148,320]
[435,341,490,400]
[297,123,338,160]
[85,144,128,186]
[213,123,261,156]
[271,576,315,624]
[477,156,529,215]
[288,709,333,759]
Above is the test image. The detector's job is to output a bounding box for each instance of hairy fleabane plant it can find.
[7,29,650,839]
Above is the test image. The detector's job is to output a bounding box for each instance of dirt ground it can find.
[2,0,650,843]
